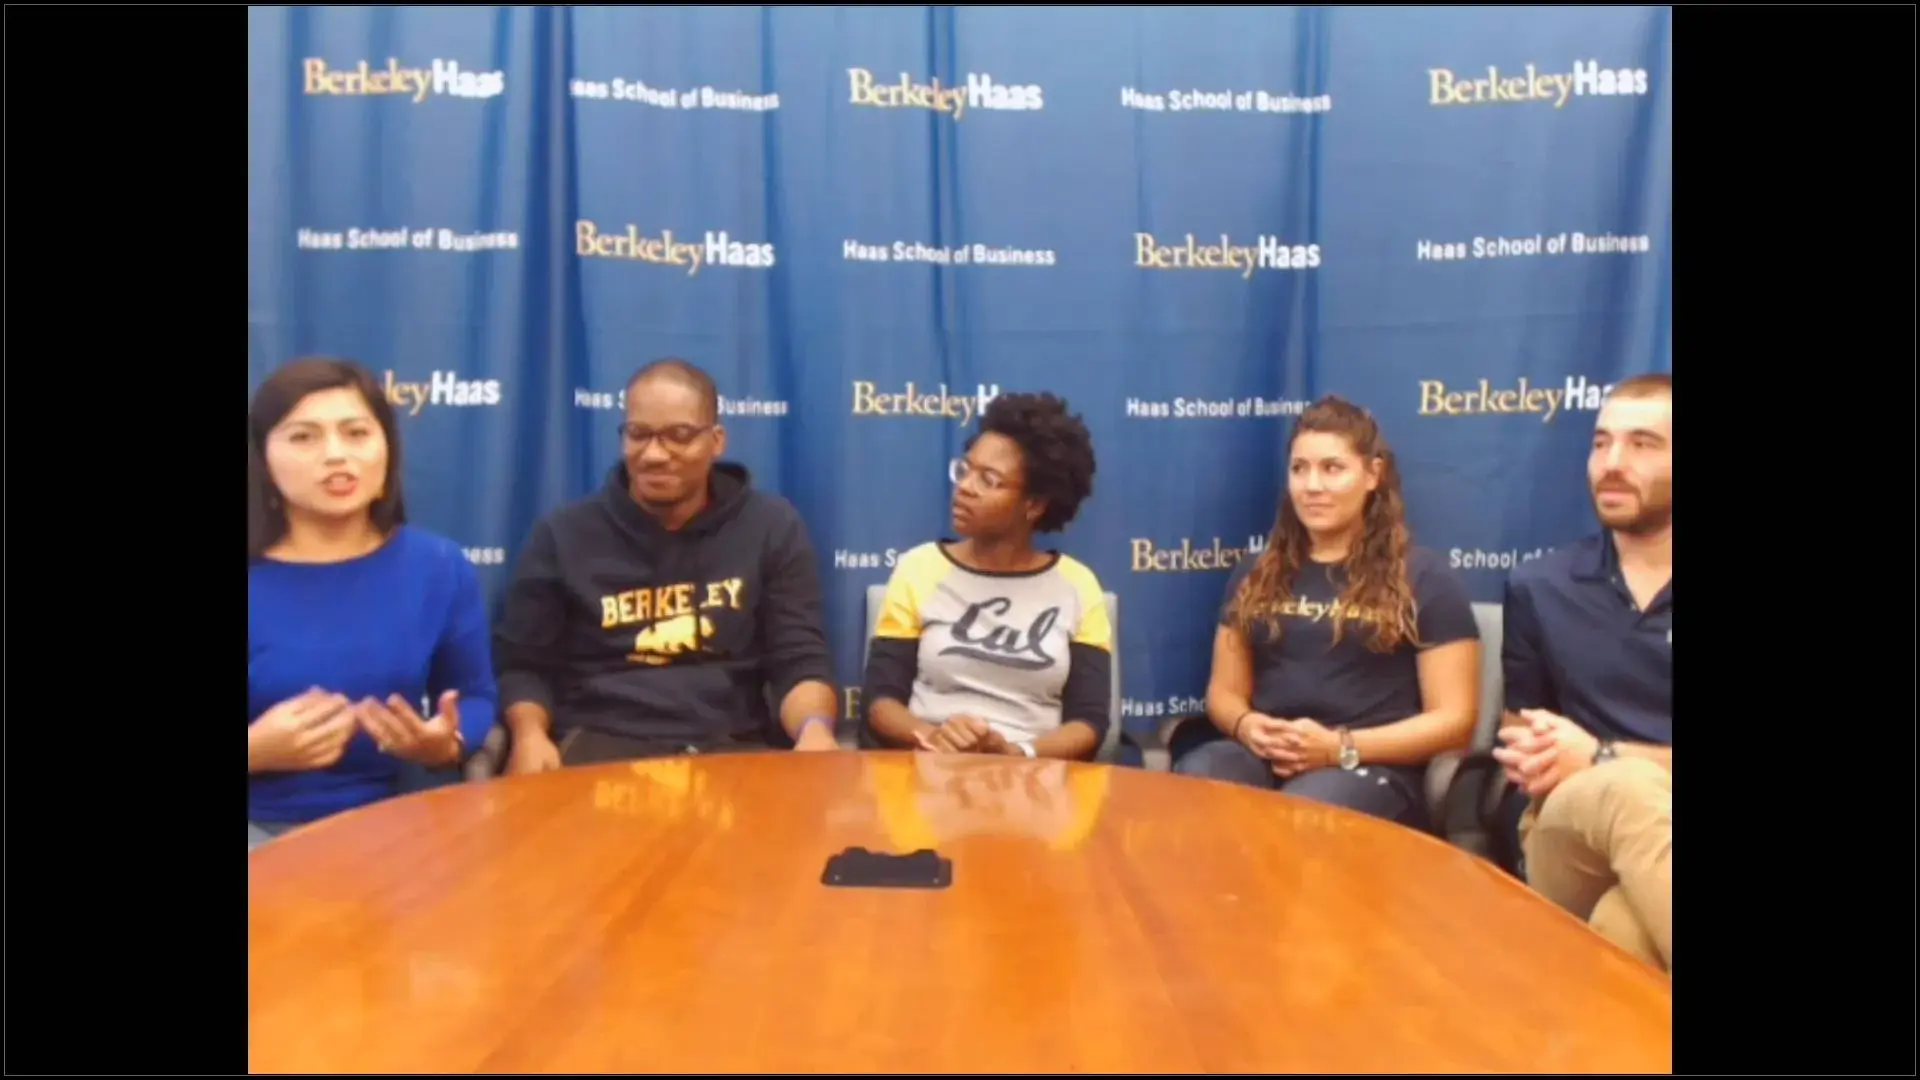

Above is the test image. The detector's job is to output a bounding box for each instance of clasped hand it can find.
[1238,713,1338,778]
[915,715,1014,756]
[1490,708,1598,798]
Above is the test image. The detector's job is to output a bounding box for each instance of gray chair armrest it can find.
[1429,748,1525,876]
[1094,716,1122,763]
[1425,749,1466,830]
[1164,714,1219,769]
[463,724,509,783]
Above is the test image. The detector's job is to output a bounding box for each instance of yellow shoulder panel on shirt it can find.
[873,542,951,639]
[1055,555,1113,651]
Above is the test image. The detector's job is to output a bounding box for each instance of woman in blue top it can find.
[1174,396,1480,831]
[247,357,497,846]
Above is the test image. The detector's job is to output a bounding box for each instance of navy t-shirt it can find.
[1500,533,1671,745]
[1218,546,1479,732]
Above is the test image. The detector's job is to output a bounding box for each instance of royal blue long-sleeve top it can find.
[248,526,498,824]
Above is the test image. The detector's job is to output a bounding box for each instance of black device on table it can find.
[821,847,952,889]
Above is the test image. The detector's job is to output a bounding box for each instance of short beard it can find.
[1596,499,1671,536]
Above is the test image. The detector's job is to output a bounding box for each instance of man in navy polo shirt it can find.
[1493,373,1672,973]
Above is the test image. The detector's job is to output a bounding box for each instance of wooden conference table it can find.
[248,751,1672,1074]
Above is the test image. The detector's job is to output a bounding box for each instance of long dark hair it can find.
[248,357,407,561]
[1226,396,1418,653]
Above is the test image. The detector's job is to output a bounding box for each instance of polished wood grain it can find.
[249,751,1671,1074]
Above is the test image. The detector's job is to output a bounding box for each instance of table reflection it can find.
[864,753,1112,852]
[588,757,738,830]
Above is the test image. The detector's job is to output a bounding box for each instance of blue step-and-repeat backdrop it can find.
[247,5,1672,738]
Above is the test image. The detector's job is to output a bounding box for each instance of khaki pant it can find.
[1518,757,1672,974]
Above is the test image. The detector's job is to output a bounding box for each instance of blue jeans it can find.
[1173,738,1429,831]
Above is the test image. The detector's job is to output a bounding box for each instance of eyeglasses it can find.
[949,458,1010,492]
[620,423,713,452]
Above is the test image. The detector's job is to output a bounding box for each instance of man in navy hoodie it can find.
[494,359,841,770]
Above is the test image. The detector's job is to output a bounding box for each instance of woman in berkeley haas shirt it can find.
[1176,395,1481,830]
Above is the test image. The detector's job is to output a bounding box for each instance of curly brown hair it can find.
[1226,396,1419,653]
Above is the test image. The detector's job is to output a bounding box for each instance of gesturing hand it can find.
[357,690,465,768]
[248,689,358,773]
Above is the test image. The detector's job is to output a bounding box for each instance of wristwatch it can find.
[1593,739,1619,765]
[1336,726,1360,771]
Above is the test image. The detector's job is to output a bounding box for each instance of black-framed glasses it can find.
[620,422,713,452]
